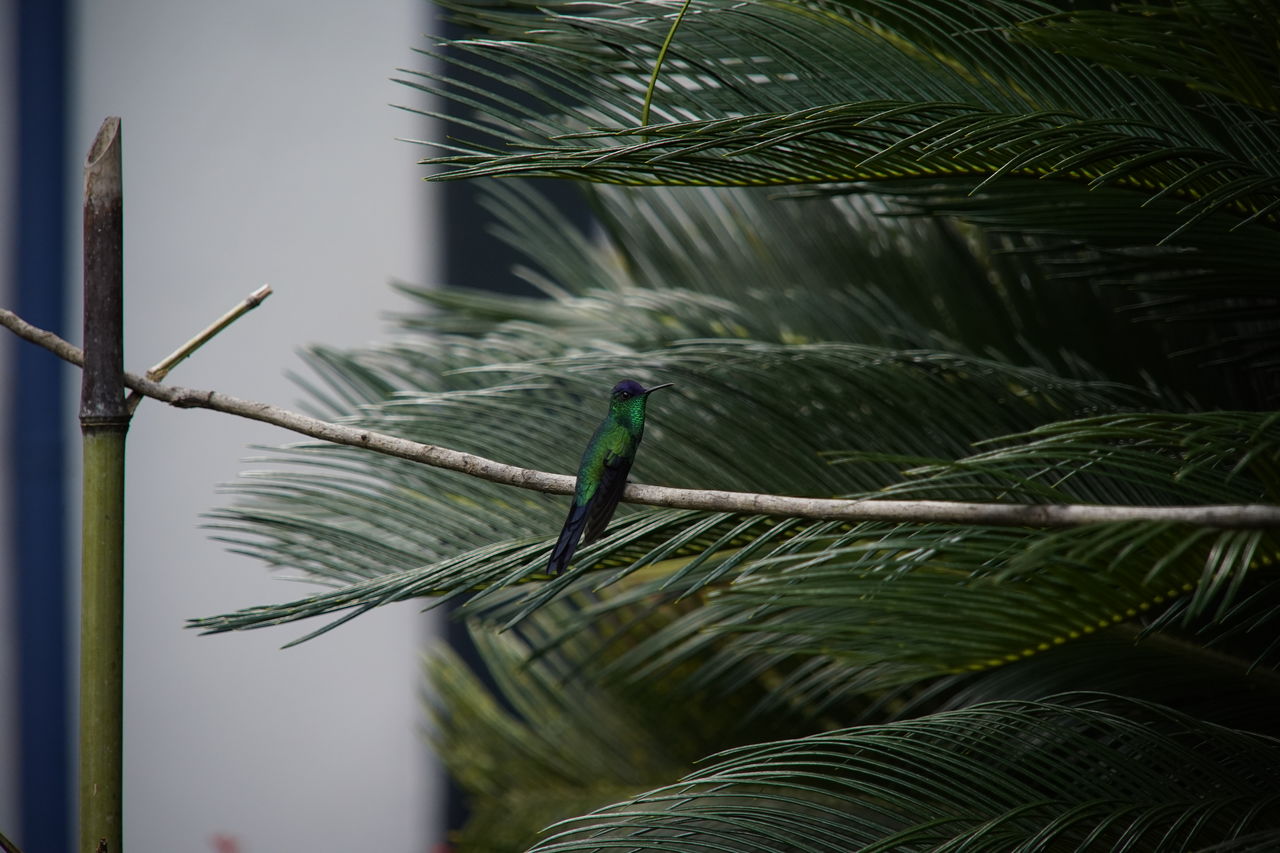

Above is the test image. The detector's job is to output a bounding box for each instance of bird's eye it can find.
[619,391,631,399]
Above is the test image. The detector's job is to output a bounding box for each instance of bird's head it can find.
[608,381,673,424]
[610,379,673,405]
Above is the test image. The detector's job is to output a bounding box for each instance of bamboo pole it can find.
[80,116,127,853]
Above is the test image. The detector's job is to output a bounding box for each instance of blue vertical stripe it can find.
[11,0,71,850]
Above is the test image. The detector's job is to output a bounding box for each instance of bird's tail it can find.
[547,501,589,575]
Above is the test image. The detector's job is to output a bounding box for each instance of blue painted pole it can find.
[11,1,71,850]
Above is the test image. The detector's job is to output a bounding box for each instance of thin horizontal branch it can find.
[5,307,1279,529]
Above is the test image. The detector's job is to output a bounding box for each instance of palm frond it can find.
[408,0,1280,395]
[197,406,1279,697]
[909,628,1280,736]
[523,694,1280,853]
[726,625,1280,735]
[193,341,1141,641]
[517,410,1280,685]
[1015,1,1280,114]
[433,104,1280,230]
[866,411,1280,504]
[426,595,819,851]
[830,178,1280,398]
[645,521,1280,682]
[428,582,1280,850]
[169,2,1280,842]
[450,408,1280,699]
[426,629,688,853]
[407,0,1280,238]
[448,182,1215,393]
[507,513,1277,701]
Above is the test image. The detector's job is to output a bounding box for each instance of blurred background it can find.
[2,0,444,849]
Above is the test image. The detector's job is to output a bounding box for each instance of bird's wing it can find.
[582,449,633,545]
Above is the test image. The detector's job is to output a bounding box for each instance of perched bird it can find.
[547,379,673,574]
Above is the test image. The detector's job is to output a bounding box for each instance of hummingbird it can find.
[547,379,673,574]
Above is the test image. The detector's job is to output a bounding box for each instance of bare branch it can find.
[5,307,1279,529]
[125,283,273,414]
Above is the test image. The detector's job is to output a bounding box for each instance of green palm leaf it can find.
[429,578,1280,849]
[524,694,1280,853]
[408,0,1280,238]
[169,1,1280,845]
[432,104,1279,227]
[510,410,1280,687]
[868,411,1280,504]
[193,172,1273,657]
[193,341,1139,640]
[633,521,1278,681]
[407,0,1280,391]
[1016,1,1280,113]
[742,626,1280,732]
[427,598,820,852]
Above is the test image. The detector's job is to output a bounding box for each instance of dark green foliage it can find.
[199,0,1280,848]
[524,695,1280,853]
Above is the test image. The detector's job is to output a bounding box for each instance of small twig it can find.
[4,307,1280,529]
[125,284,272,414]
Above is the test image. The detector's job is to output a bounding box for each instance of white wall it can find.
[71,1,440,849]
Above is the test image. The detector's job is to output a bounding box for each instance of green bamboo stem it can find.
[80,116,127,853]
[79,432,126,853]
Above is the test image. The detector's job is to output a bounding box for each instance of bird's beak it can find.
[644,383,674,395]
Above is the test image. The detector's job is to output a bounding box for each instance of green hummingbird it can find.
[547,379,673,574]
